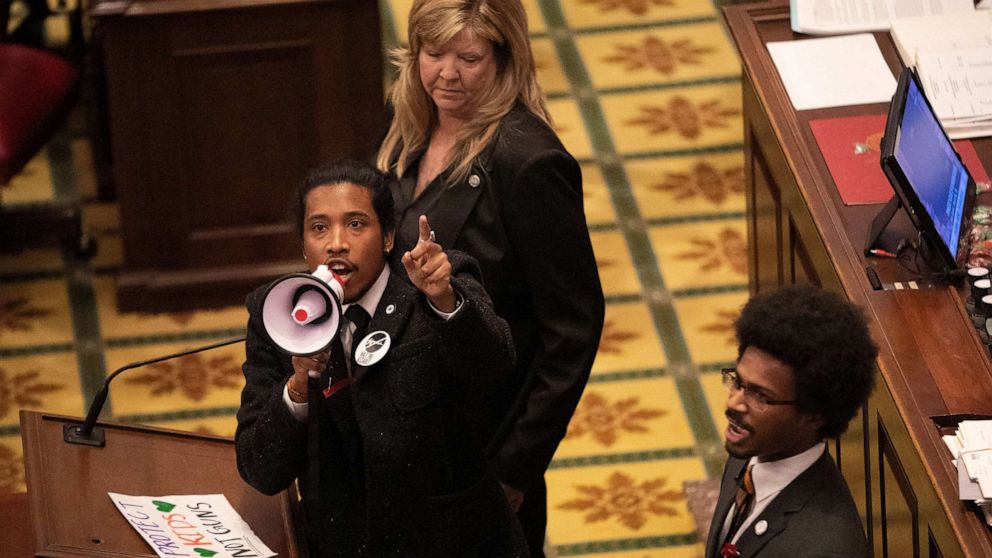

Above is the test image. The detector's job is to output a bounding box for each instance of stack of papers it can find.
[943,420,992,525]
[889,11,992,70]
[916,47,992,139]
[790,0,975,35]
[889,10,992,138]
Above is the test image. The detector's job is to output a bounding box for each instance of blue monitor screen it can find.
[893,77,969,258]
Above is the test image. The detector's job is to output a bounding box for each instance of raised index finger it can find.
[418,215,433,243]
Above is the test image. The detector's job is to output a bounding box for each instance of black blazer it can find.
[390,105,605,492]
[235,253,529,557]
[705,451,870,558]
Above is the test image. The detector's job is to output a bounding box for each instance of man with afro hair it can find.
[705,284,877,558]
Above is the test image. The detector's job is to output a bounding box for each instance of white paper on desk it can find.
[960,450,992,498]
[790,0,974,34]
[917,46,992,120]
[957,420,992,449]
[959,458,985,500]
[944,434,964,460]
[767,34,896,110]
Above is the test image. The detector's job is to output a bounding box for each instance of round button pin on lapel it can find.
[468,174,481,188]
[385,304,395,315]
[754,519,768,536]
[355,331,391,367]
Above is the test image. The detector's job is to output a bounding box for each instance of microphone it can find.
[63,336,246,447]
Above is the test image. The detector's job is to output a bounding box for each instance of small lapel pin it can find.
[468,174,481,188]
[754,519,768,535]
[385,304,395,315]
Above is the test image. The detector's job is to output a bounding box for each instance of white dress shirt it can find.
[720,441,826,545]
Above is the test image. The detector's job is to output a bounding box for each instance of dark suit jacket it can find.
[389,104,605,493]
[235,253,529,557]
[705,451,870,558]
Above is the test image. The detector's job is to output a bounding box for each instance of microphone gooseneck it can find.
[64,336,246,446]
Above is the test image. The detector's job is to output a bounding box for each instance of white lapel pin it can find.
[354,331,391,367]
[754,519,768,536]
[385,304,395,315]
[468,174,481,188]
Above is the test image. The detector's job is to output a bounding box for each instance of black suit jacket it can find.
[390,105,605,492]
[235,253,529,557]
[705,451,870,558]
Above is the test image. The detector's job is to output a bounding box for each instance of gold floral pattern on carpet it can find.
[580,0,675,15]
[626,97,740,140]
[604,36,714,75]
[123,353,242,401]
[558,471,683,530]
[0,297,52,337]
[700,308,740,345]
[567,391,667,446]
[675,228,747,275]
[0,367,63,419]
[596,257,618,270]
[598,319,641,354]
[135,312,198,327]
[0,445,23,493]
[651,161,744,205]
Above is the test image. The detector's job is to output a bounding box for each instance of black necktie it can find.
[322,335,351,398]
[345,305,371,361]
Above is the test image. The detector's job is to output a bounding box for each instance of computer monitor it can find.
[876,68,975,271]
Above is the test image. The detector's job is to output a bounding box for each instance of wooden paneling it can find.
[95,0,383,311]
[931,529,946,558]
[879,417,919,558]
[839,406,873,545]
[745,74,785,293]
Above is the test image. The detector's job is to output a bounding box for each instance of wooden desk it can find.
[723,3,992,557]
[91,0,383,312]
[0,492,35,557]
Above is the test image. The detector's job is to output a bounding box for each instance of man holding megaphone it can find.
[235,160,529,557]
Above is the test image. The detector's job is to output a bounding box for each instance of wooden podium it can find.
[19,411,306,558]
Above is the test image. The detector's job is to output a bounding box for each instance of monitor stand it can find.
[865,195,914,256]
[864,195,955,279]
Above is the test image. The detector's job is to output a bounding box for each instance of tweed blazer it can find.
[705,451,870,558]
[235,253,529,557]
[389,104,605,493]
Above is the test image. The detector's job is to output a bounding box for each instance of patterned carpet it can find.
[0,1,747,556]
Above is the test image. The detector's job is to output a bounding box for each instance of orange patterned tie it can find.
[722,464,755,549]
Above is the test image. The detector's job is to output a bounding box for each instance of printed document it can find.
[791,0,974,34]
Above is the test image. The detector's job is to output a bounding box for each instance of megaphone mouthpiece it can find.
[292,288,328,325]
[261,266,344,356]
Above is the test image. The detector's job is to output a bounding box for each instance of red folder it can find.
[809,115,990,206]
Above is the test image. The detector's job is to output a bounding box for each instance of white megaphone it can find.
[260,265,344,356]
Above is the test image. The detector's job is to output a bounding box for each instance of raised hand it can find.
[401,215,456,312]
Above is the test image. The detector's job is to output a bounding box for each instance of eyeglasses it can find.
[721,368,797,412]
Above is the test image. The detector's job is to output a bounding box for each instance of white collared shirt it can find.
[339,266,391,362]
[720,441,826,544]
[282,265,461,420]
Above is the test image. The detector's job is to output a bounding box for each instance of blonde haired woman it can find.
[378,2,604,555]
